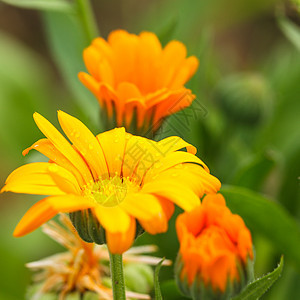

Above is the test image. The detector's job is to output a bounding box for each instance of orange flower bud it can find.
[175,193,254,299]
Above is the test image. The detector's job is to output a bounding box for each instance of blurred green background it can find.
[0,0,299,299]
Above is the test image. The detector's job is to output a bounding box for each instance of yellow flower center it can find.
[83,175,138,207]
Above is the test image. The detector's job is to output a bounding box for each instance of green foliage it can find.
[154,259,164,300]
[42,11,100,130]
[0,32,53,167]
[0,0,74,12]
[233,256,284,300]
[278,16,300,51]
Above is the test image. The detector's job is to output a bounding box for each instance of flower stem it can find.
[109,251,126,300]
[76,0,99,43]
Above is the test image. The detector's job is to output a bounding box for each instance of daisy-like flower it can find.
[79,30,199,135]
[27,214,171,300]
[1,111,220,254]
[175,193,254,299]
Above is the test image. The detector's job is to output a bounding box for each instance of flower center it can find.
[83,175,137,207]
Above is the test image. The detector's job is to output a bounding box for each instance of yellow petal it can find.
[2,163,65,195]
[157,136,197,155]
[145,151,209,182]
[57,110,108,179]
[96,127,126,176]
[141,181,200,211]
[147,164,221,197]
[33,112,93,184]
[120,193,163,220]
[23,138,85,187]
[94,205,131,233]
[48,163,81,195]
[106,216,136,254]
[13,195,94,237]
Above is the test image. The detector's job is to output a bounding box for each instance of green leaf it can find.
[233,256,284,300]
[154,258,164,300]
[232,150,277,191]
[278,16,300,51]
[42,11,100,129]
[221,186,300,270]
[160,280,185,300]
[1,0,74,12]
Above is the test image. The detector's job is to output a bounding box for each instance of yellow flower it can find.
[175,194,254,298]
[79,30,199,134]
[1,111,220,254]
[27,214,171,300]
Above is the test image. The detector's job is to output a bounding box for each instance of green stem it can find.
[76,0,99,42]
[109,252,126,300]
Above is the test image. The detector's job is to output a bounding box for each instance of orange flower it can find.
[1,111,220,254]
[176,193,253,296]
[79,30,199,134]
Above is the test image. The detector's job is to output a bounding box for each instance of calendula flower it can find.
[1,111,220,254]
[79,30,199,135]
[175,193,254,299]
[26,214,171,300]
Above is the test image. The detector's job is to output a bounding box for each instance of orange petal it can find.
[78,72,100,97]
[106,216,136,254]
[136,31,162,94]
[158,40,187,88]
[13,195,95,237]
[116,82,143,126]
[169,56,199,89]
[108,30,139,85]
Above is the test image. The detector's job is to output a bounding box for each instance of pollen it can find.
[83,175,138,207]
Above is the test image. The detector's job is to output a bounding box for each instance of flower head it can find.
[175,193,254,299]
[26,214,171,300]
[1,111,220,254]
[79,30,199,135]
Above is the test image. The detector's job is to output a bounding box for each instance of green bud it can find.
[214,73,273,125]
[69,209,144,246]
[69,209,106,245]
[124,263,154,294]
[175,254,254,300]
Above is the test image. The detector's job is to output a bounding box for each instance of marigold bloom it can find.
[27,214,171,300]
[176,193,253,298]
[1,111,220,254]
[79,30,199,134]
